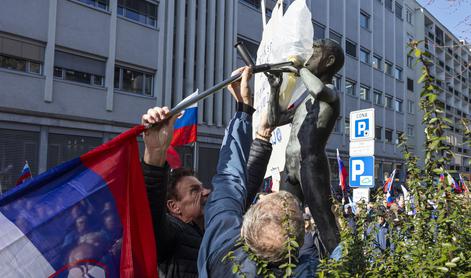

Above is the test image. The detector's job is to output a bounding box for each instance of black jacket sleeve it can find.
[142,161,174,262]
[245,138,273,207]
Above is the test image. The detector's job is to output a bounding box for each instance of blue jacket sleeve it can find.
[197,111,253,277]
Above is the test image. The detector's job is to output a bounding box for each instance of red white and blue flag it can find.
[384,169,396,206]
[166,92,198,168]
[0,126,157,278]
[15,161,32,186]
[459,174,468,192]
[336,149,348,192]
[447,173,462,193]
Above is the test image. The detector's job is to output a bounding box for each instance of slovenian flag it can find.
[166,92,198,168]
[171,92,198,147]
[385,169,396,206]
[15,161,32,186]
[0,126,156,278]
[336,149,348,192]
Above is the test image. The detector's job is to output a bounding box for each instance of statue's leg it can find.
[280,168,304,204]
[297,99,340,254]
[299,151,340,254]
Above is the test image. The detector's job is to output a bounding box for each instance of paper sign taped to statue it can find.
[252,0,313,178]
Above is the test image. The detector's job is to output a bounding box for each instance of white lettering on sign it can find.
[351,160,364,181]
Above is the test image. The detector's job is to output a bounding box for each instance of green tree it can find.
[317,41,471,277]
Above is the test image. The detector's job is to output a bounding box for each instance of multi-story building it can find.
[406,1,471,177]
[0,0,468,193]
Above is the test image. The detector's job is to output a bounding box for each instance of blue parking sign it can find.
[350,108,375,141]
[349,156,375,188]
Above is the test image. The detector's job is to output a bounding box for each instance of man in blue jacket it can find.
[197,67,317,277]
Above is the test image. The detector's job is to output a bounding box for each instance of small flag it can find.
[401,184,416,215]
[0,126,157,277]
[459,174,468,192]
[385,169,396,206]
[167,91,199,168]
[15,161,32,186]
[447,173,462,193]
[347,196,356,214]
[336,149,348,192]
[171,91,198,147]
[439,173,445,185]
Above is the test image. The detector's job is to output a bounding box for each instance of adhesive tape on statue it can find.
[278,72,297,109]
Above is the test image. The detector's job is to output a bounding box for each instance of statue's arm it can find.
[267,73,294,127]
[299,68,338,103]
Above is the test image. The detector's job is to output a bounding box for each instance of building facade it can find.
[0,0,468,192]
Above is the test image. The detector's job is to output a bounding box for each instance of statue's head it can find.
[241,191,304,262]
[304,39,345,79]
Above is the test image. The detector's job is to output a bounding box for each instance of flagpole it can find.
[193,141,198,173]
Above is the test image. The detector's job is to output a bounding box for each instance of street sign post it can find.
[349,140,375,157]
[350,108,375,141]
[349,156,375,188]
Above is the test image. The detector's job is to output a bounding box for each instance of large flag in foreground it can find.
[0,126,156,278]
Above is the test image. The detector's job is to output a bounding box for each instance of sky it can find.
[416,0,471,42]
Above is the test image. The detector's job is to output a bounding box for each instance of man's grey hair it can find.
[241,191,304,262]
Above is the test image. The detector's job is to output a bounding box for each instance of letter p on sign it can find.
[351,160,364,181]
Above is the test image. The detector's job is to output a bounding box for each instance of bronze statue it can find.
[267,39,345,254]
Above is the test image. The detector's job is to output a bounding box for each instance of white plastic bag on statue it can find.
[253,0,313,179]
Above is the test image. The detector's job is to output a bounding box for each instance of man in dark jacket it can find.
[141,66,262,277]
[141,106,210,277]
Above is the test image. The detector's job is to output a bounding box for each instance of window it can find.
[54,67,104,86]
[406,8,413,24]
[407,124,414,137]
[345,118,350,135]
[372,55,382,70]
[395,131,403,144]
[385,129,393,143]
[385,0,393,11]
[394,98,403,112]
[346,40,357,57]
[48,134,102,169]
[385,61,393,75]
[374,90,383,105]
[375,126,382,140]
[329,30,342,44]
[0,54,43,75]
[407,78,414,91]
[346,80,355,96]
[334,118,341,133]
[314,21,325,39]
[394,66,403,80]
[0,129,40,193]
[241,0,260,8]
[237,36,259,62]
[385,94,393,109]
[117,0,158,27]
[407,100,414,114]
[360,11,370,29]
[395,2,403,19]
[114,66,154,96]
[332,75,341,90]
[360,85,370,101]
[407,55,414,68]
[78,0,109,10]
[360,48,370,64]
